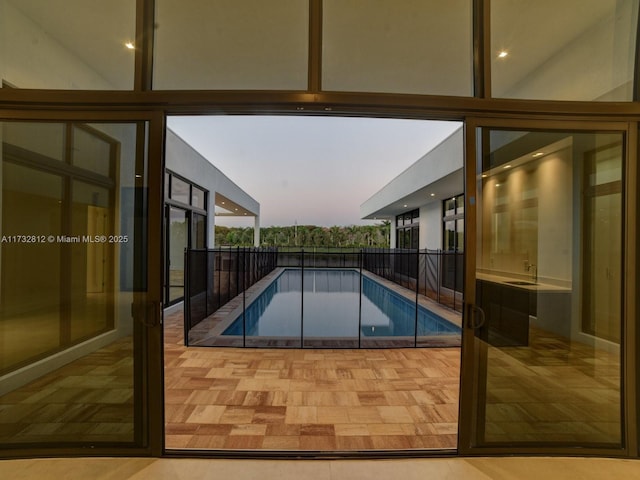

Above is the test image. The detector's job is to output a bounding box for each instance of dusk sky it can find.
[168,116,461,227]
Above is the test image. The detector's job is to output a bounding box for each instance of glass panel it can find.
[491,0,639,101]
[456,194,464,214]
[0,121,148,447]
[475,128,623,446]
[445,198,456,217]
[322,0,472,96]
[168,207,187,303]
[72,126,112,177]
[444,221,456,251]
[192,212,206,249]
[1,0,135,89]
[192,186,205,210]
[411,226,419,249]
[3,122,65,161]
[70,182,112,343]
[582,140,623,343]
[153,0,308,90]
[1,162,63,374]
[170,176,189,205]
[456,218,464,252]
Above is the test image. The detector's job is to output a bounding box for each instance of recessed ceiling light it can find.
[430,193,435,197]
[533,152,544,157]
[403,204,408,208]
[495,183,501,187]
[498,50,508,58]
[481,174,488,178]
[503,164,512,169]
[234,208,238,211]
[125,42,135,50]
[221,201,225,204]
[135,174,142,178]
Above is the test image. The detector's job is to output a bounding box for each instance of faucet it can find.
[525,263,537,283]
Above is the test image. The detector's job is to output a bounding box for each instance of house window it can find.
[396,209,419,249]
[443,195,464,252]
[442,195,464,293]
[164,171,208,305]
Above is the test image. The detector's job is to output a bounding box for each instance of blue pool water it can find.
[222,269,460,338]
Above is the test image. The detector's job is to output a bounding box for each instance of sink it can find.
[505,280,537,286]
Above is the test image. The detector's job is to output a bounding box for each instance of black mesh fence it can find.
[184,247,463,348]
[184,247,278,344]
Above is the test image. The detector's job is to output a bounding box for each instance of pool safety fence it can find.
[184,247,463,348]
[184,247,278,340]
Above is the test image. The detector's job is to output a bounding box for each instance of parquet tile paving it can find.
[164,310,461,451]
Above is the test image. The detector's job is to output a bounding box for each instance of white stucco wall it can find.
[420,202,443,250]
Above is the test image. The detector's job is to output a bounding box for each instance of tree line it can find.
[215,222,390,248]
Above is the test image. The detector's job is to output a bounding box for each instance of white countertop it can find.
[476,272,571,293]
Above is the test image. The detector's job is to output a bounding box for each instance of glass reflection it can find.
[0,121,146,446]
[476,129,623,445]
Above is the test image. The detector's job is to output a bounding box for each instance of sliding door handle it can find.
[466,303,486,330]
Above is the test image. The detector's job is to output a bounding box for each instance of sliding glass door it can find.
[0,113,163,456]
[459,119,637,456]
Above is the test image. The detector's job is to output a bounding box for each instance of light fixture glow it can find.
[430,193,435,197]
[503,164,512,169]
[481,174,488,178]
[533,152,544,157]
[403,204,408,208]
[498,50,508,58]
[125,42,135,50]
[495,183,501,187]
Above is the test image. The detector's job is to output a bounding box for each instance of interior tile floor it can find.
[164,310,461,451]
[0,337,135,444]
[2,456,640,480]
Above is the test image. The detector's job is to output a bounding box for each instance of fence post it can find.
[183,247,190,346]
[300,248,304,348]
[358,249,363,349]
[414,248,419,347]
[242,248,246,347]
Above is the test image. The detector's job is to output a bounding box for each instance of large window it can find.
[164,171,208,305]
[0,120,149,447]
[1,0,135,89]
[491,0,639,101]
[396,209,419,249]
[442,194,464,293]
[443,194,464,253]
[471,127,623,448]
[153,0,308,90]
[322,0,473,96]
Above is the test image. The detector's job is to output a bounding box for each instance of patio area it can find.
[164,309,461,451]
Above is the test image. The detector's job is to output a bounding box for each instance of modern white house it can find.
[164,129,260,307]
[361,127,464,252]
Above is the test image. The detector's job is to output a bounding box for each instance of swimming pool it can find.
[222,269,460,341]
